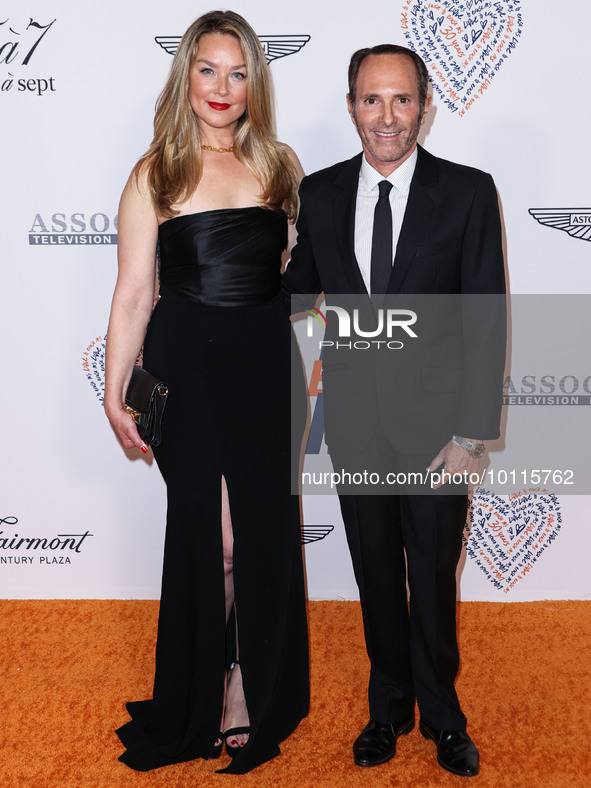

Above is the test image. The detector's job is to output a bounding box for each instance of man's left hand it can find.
[426,439,482,490]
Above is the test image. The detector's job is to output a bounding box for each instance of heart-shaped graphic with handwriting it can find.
[82,335,106,403]
[463,489,562,592]
[400,0,523,116]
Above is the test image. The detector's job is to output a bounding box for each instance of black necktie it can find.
[370,180,393,294]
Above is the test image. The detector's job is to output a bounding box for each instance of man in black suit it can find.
[284,45,505,777]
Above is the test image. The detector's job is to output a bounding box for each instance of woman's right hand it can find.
[105,401,148,454]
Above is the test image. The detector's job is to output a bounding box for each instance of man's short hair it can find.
[348,44,430,117]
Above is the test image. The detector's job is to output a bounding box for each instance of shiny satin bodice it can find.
[157,207,287,306]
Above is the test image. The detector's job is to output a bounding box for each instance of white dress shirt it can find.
[354,147,417,294]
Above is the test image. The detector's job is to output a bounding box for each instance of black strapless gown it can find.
[115,207,309,775]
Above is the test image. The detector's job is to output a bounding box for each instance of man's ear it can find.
[420,93,432,125]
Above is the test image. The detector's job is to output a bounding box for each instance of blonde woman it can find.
[105,10,309,775]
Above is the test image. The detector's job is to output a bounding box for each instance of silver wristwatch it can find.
[452,435,485,458]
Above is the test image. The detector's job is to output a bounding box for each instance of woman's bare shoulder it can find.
[118,158,159,230]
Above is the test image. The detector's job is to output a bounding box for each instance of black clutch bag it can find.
[124,365,169,447]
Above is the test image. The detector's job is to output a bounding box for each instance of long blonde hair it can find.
[135,10,298,220]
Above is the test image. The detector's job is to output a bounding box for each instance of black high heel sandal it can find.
[224,726,251,757]
[223,661,250,757]
[211,732,224,759]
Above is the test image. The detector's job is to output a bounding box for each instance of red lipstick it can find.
[208,102,231,111]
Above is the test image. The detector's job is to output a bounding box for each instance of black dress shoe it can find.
[353,717,414,767]
[419,720,479,776]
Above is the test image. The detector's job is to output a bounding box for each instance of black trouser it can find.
[331,434,469,730]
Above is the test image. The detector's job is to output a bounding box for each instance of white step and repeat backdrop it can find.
[2,0,590,600]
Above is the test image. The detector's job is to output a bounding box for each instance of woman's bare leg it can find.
[221,476,250,747]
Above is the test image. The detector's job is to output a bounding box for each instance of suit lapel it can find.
[388,145,438,293]
[332,154,368,294]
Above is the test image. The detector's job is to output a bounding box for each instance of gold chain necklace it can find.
[201,144,234,153]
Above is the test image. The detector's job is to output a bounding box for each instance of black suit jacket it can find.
[284,145,506,456]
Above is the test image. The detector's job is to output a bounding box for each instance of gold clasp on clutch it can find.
[124,405,141,424]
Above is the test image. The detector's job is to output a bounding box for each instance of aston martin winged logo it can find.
[155,34,310,64]
[257,35,311,63]
[528,209,591,242]
[301,525,334,545]
[154,36,183,56]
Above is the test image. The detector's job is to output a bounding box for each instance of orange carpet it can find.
[1,600,589,787]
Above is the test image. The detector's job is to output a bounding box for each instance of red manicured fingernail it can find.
[140,446,148,454]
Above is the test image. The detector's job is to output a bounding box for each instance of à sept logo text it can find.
[0,17,57,96]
